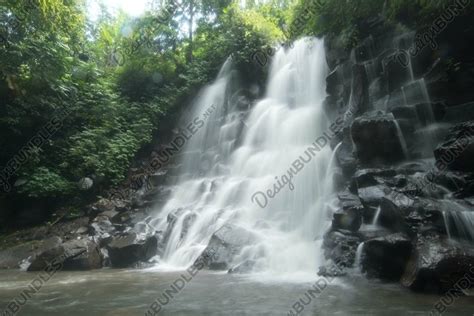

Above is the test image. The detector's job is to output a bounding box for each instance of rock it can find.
[106,233,158,268]
[28,239,103,271]
[90,217,116,245]
[351,111,406,164]
[228,260,256,274]
[352,168,397,189]
[401,234,474,293]
[323,230,361,268]
[194,224,257,270]
[148,170,168,187]
[318,261,347,277]
[78,177,94,190]
[0,237,62,269]
[378,198,412,234]
[334,129,358,176]
[361,233,412,280]
[357,184,392,206]
[332,209,362,232]
[349,64,369,115]
[434,121,474,172]
[382,51,412,93]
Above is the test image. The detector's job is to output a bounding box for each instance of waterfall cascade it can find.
[147,38,337,277]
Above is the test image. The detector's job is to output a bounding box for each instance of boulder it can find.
[351,111,407,164]
[323,230,360,269]
[361,233,412,280]
[106,233,158,268]
[194,224,257,270]
[28,239,103,271]
[0,237,62,269]
[401,234,474,293]
[90,217,116,245]
[378,198,412,234]
[434,121,474,172]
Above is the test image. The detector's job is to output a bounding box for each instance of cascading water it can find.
[149,38,336,278]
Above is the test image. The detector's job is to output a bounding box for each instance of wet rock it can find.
[323,230,360,268]
[228,260,256,274]
[318,261,347,277]
[382,51,412,93]
[332,209,362,232]
[361,233,412,280]
[195,224,257,270]
[0,237,62,269]
[349,64,370,115]
[334,130,358,176]
[401,234,474,293]
[351,111,406,164]
[90,217,116,245]
[106,233,158,268]
[148,170,168,187]
[378,198,412,234]
[28,239,103,271]
[434,121,474,172]
[352,168,397,188]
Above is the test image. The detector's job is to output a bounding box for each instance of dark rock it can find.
[349,64,370,115]
[318,261,347,277]
[323,230,360,268]
[434,121,474,172]
[194,224,257,270]
[401,234,474,293]
[361,233,412,280]
[106,233,158,268]
[332,209,362,232]
[352,168,397,189]
[148,170,168,187]
[90,217,116,245]
[28,239,103,271]
[334,129,358,176]
[378,198,412,234]
[0,237,62,269]
[351,111,406,164]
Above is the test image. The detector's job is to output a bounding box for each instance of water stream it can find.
[148,38,336,278]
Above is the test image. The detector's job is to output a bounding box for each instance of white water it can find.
[149,38,337,279]
[371,207,382,226]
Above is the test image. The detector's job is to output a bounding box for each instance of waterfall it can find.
[371,207,382,226]
[150,38,335,277]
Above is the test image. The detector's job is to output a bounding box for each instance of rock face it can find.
[322,19,474,295]
[360,233,412,280]
[351,112,406,164]
[195,224,257,270]
[106,233,158,268]
[28,239,103,271]
[401,234,474,293]
[434,121,474,172]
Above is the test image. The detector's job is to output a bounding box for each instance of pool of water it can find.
[0,269,473,315]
